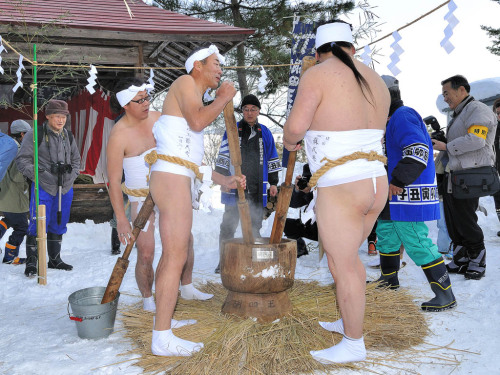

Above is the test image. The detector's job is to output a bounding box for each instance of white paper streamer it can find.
[0,35,6,75]
[203,89,213,102]
[387,31,404,76]
[257,65,268,93]
[360,45,372,66]
[85,64,98,94]
[12,54,24,92]
[440,0,459,54]
[147,68,155,92]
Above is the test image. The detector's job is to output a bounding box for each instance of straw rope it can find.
[144,150,203,183]
[120,182,149,198]
[308,151,387,188]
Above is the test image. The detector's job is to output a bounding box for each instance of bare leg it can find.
[312,176,387,364]
[149,171,203,356]
[132,202,155,300]
[179,233,214,300]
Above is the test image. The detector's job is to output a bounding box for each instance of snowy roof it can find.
[436,77,500,113]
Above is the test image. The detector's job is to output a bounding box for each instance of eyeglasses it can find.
[130,95,151,104]
[242,107,259,113]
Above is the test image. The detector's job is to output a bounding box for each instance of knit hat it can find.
[381,75,399,90]
[10,119,31,134]
[45,99,69,115]
[241,94,261,109]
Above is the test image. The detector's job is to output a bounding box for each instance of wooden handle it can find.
[223,101,255,244]
[37,204,47,285]
[101,193,155,304]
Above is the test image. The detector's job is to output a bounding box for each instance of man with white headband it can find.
[147,45,237,357]
[283,20,390,364]
[106,77,241,318]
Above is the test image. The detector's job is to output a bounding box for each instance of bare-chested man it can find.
[107,77,239,320]
[283,20,390,364]
[148,45,237,356]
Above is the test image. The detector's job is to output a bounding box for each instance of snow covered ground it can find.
[1,181,499,375]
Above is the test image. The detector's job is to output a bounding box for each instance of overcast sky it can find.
[345,0,500,127]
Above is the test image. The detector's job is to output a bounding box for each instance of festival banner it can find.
[284,19,316,166]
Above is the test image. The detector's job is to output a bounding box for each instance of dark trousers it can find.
[219,193,263,245]
[493,190,500,211]
[1,212,28,246]
[442,184,484,254]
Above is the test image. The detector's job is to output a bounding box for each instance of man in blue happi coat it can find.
[374,75,456,312]
[214,94,281,273]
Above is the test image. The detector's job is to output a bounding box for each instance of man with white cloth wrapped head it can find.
[283,20,390,364]
[107,77,234,317]
[148,44,237,356]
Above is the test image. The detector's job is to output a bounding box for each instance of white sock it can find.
[318,318,344,335]
[310,335,366,364]
[180,283,213,301]
[143,296,156,312]
[153,316,197,329]
[151,329,203,356]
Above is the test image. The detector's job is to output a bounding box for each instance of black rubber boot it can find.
[24,235,38,277]
[465,248,486,280]
[47,233,73,271]
[111,227,121,255]
[372,250,400,289]
[446,244,469,274]
[421,257,457,311]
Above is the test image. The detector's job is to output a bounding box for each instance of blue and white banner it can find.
[284,18,316,166]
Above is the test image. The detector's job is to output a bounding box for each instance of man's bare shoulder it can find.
[171,74,195,92]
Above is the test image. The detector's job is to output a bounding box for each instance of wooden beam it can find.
[136,44,144,78]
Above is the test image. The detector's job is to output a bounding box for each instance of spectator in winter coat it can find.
[16,99,80,277]
[0,130,17,182]
[0,120,31,265]
[432,75,497,280]
[491,98,500,235]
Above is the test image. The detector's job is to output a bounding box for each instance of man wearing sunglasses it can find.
[214,94,282,273]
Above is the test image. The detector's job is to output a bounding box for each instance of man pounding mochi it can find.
[148,45,237,356]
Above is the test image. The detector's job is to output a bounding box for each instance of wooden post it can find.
[37,204,47,285]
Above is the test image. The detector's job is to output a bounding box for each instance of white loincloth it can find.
[151,114,212,209]
[123,147,155,203]
[301,129,387,224]
[304,129,386,187]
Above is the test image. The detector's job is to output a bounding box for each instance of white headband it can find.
[185,44,225,74]
[116,83,153,107]
[315,22,353,49]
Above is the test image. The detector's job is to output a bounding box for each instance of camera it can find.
[296,177,309,190]
[50,162,72,174]
[423,115,447,144]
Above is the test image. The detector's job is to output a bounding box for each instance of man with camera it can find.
[16,99,80,277]
[214,94,281,273]
[432,75,497,280]
[283,164,316,257]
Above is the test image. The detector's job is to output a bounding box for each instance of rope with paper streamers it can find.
[0,0,456,92]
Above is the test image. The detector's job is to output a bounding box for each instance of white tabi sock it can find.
[310,335,366,364]
[143,296,156,312]
[318,318,344,335]
[180,283,214,300]
[151,329,204,356]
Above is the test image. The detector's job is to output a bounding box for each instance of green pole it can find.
[33,44,39,213]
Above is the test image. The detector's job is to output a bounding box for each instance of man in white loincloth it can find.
[283,20,390,364]
[148,45,237,356]
[107,77,240,319]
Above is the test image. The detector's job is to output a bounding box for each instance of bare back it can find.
[286,55,390,138]
[310,57,389,132]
